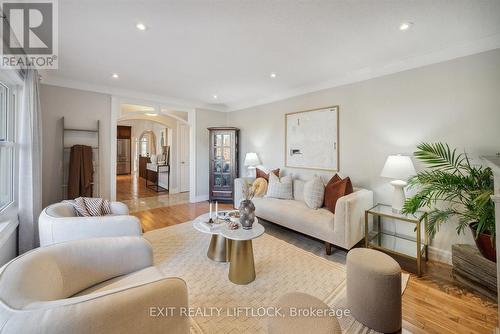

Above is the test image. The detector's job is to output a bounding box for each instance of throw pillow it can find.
[72,197,91,217]
[324,175,353,213]
[68,197,112,216]
[303,176,325,209]
[251,178,268,197]
[256,168,280,181]
[266,173,293,200]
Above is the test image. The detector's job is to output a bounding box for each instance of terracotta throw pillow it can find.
[324,175,353,213]
[256,168,280,181]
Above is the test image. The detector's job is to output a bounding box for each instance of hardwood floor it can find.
[116,174,167,201]
[132,201,498,334]
[133,201,233,232]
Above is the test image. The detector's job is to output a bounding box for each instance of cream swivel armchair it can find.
[39,201,142,246]
[0,237,189,334]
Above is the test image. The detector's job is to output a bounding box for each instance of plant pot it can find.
[239,200,255,230]
[469,222,496,262]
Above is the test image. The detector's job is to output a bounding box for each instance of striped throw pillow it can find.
[68,197,112,216]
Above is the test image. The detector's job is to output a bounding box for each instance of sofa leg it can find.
[325,242,332,255]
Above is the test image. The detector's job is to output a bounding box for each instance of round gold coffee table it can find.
[193,212,265,285]
[193,213,231,262]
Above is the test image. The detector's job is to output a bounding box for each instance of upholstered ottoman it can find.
[268,292,341,334]
[347,248,402,333]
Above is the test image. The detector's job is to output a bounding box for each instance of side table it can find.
[365,203,428,276]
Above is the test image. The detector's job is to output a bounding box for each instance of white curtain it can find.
[17,69,43,253]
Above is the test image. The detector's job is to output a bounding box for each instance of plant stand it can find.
[452,244,497,301]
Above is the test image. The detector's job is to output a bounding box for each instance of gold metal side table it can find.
[365,204,428,276]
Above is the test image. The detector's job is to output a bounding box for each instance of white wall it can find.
[195,108,228,199]
[227,49,500,261]
[40,84,111,207]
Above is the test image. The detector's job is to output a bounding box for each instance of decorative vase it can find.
[239,200,255,230]
[469,222,496,262]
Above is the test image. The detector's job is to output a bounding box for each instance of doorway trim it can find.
[110,96,196,202]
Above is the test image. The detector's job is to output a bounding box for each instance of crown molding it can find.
[226,34,500,112]
[39,74,229,113]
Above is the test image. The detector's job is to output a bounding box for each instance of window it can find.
[140,135,149,157]
[139,131,156,157]
[0,81,14,212]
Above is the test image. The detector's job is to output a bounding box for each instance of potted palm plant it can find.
[402,143,496,262]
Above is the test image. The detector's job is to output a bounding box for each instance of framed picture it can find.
[285,106,339,171]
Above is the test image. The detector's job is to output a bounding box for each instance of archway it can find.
[111,100,194,208]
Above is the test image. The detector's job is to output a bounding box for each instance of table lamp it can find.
[244,152,261,177]
[380,155,416,213]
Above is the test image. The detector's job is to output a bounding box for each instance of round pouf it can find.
[268,292,341,334]
[347,248,402,333]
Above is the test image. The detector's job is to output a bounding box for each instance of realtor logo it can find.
[1,0,58,69]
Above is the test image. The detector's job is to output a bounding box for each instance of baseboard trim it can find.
[190,195,209,203]
[428,246,452,265]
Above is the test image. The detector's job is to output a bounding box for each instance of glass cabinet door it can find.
[212,131,233,189]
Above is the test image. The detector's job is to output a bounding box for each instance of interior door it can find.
[179,123,190,192]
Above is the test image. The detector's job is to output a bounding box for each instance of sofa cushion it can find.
[303,176,325,209]
[293,179,305,201]
[324,175,353,213]
[266,173,293,200]
[253,197,334,240]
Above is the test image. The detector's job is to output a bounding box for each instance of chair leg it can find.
[325,242,332,255]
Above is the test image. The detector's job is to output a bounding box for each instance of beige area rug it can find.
[144,222,409,334]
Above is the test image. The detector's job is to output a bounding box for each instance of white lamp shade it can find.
[380,155,416,181]
[244,152,261,166]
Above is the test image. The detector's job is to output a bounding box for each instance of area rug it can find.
[144,222,409,334]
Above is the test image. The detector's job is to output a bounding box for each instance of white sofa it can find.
[0,237,189,334]
[235,177,373,253]
[39,201,142,247]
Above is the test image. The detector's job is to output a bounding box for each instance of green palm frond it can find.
[425,209,456,238]
[402,142,495,239]
[413,142,465,174]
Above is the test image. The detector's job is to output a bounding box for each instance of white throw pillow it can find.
[303,176,325,209]
[150,154,158,164]
[266,173,293,200]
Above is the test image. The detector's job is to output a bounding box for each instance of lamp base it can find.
[390,180,407,213]
[247,166,256,178]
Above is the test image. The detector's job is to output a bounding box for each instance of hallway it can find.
[117,174,189,213]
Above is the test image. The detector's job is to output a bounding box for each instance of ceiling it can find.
[121,104,155,113]
[121,103,189,122]
[43,0,500,111]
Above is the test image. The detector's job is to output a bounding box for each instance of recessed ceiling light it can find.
[213,94,218,100]
[145,113,158,116]
[112,73,119,79]
[399,22,413,31]
[270,72,277,78]
[136,23,147,31]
